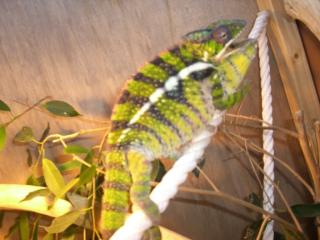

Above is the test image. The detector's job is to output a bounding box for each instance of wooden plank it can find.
[256,0,320,140]
[284,0,320,41]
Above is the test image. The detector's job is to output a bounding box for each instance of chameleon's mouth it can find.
[221,38,257,59]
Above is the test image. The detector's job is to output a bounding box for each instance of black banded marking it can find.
[103,203,128,212]
[129,122,165,146]
[169,46,197,66]
[104,181,131,191]
[148,105,184,140]
[164,80,207,124]
[118,90,149,106]
[133,72,163,88]
[189,67,214,81]
[151,57,178,76]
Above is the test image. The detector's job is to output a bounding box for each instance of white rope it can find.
[111,12,272,240]
[249,11,274,240]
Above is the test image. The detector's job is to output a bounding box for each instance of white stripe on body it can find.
[117,62,214,143]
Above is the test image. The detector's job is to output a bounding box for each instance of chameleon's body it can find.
[100,20,256,239]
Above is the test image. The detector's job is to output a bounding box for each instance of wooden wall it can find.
[0,0,314,239]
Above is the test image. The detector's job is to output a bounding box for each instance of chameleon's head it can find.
[183,19,246,60]
[210,39,257,109]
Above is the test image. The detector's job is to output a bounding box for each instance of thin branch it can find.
[225,113,299,138]
[51,127,109,143]
[223,130,315,197]
[196,166,220,192]
[175,185,297,232]
[223,130,304,233]
[4,96,50,127]
[256,217,269,240]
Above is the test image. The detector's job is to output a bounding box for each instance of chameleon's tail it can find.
[100,150,131,238]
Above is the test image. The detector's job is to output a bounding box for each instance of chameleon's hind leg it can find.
[127,149,160,223]
[142,226,162,240]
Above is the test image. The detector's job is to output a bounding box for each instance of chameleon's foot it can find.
[142,226,162,240]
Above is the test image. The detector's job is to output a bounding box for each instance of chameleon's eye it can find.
[212,26,232,45]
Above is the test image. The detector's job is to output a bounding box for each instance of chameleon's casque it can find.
[100,19,256,239]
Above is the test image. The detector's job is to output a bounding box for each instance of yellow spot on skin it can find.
[103,188,129,206]
[160,52,185,70]
[104,169,131,186]
[127,80,156,97]
[140,63,168,81]
[111,103,139,122]
[101,211,126,230]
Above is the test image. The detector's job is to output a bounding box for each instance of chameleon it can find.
[100,19,257,239]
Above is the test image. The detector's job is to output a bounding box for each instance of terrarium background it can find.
[0,0,318,239]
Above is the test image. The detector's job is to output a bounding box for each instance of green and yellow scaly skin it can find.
[100,20,256,239]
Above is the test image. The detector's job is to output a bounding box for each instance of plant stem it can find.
[223,130,315,197]
[256,217,269,240]
[223,130,304,233]
[177,185,297,232]
[225,113,299,138]
[4,96,50,127]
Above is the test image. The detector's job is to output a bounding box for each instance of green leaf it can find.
[192,158,206,178]
[245,192,262,207]
[281,225,306,240]
[42,158,65,196]
[45,210,83,234]
[0,126,6,151]
[26,175,42,186]
[61,225,78,240]
[39,123,50,142]
[14,126,34,143]
[43,234,53,240]
[26,148,33,167]
[0,211,5,228]
[0,100,10,112]
[80,150,94,173]
[42,100,80,117]
[31,218,39,240]
[56,178,79,199]
[19,213,30,240]
[58,160,82,172]
[291,203,320,218]
[78,165,96,187]
[20,189,50,202]
[151,159,160,181]
[64,145,89,154]
[155,160,166,182]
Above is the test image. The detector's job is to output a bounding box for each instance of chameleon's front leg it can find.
[127,149,160,223]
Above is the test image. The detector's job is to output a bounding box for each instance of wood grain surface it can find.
[0,0,313,239]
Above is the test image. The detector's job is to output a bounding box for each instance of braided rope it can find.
[111,11,272,240]
[249,11,274,240]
